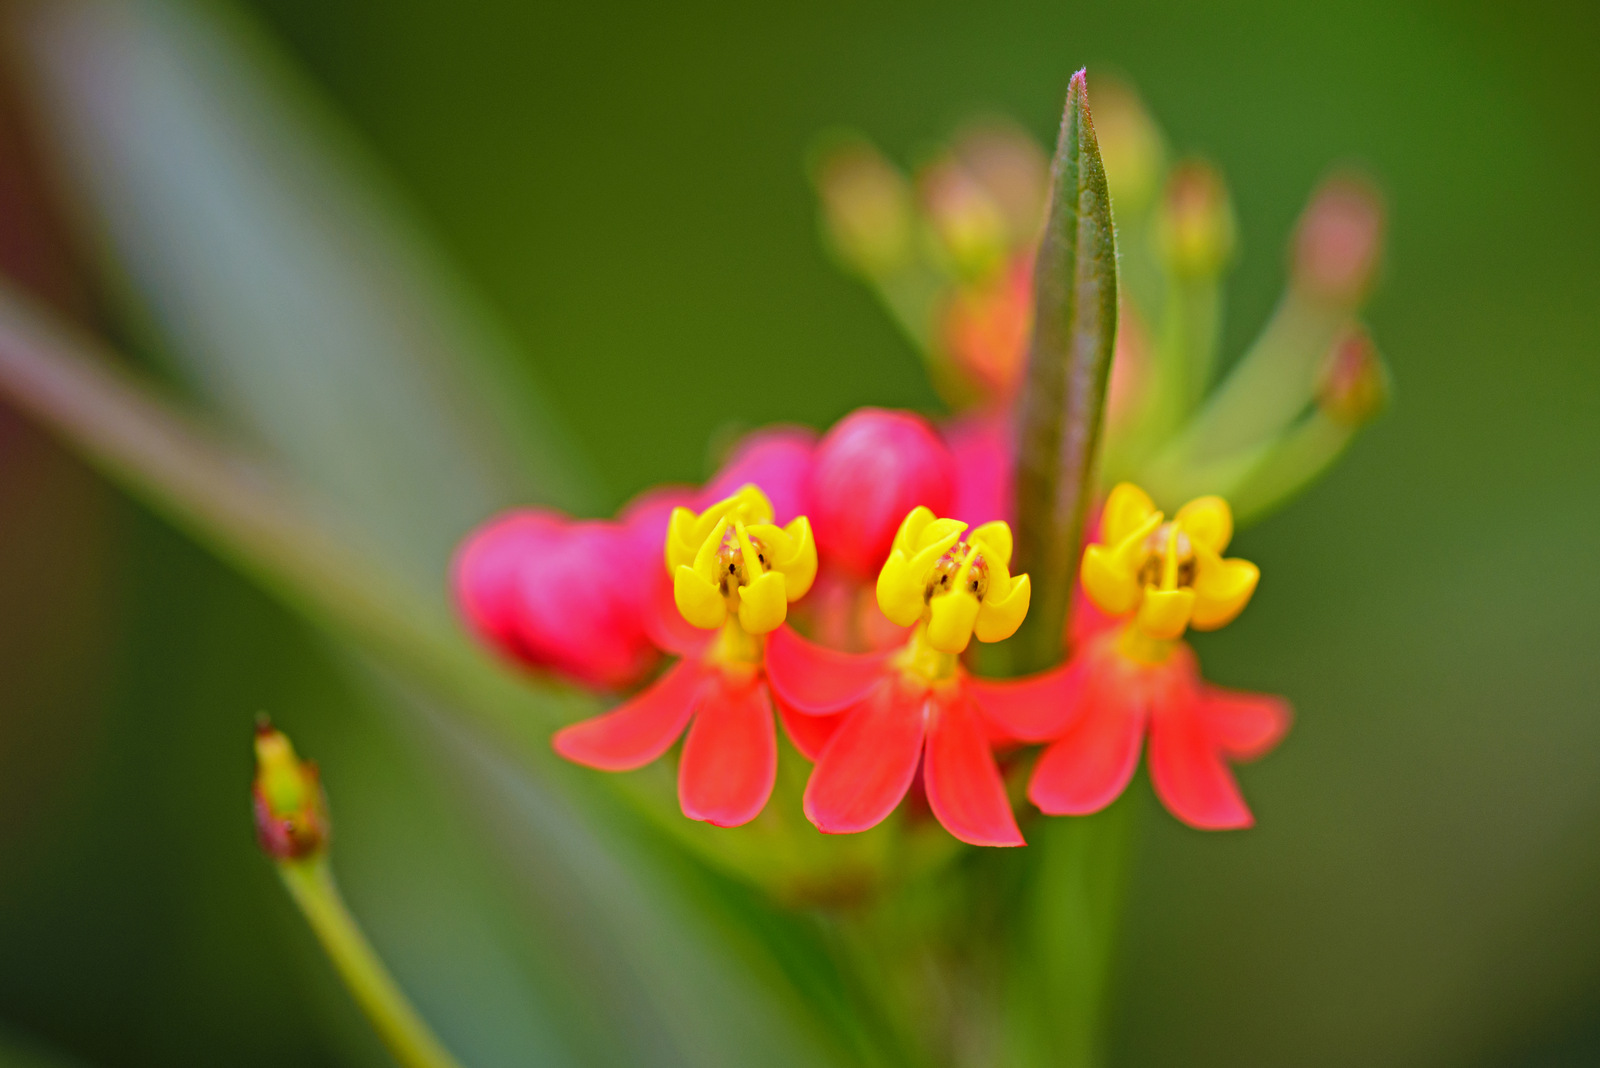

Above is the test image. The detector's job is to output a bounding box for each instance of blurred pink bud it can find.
[1088,78,1165,217]
[1292,173,1386,307]
[1157,160,1235,277]
[944,411,1014,529]
[1316,324,1390,426]
[949,121,1049,248]
[807,408,955,579]
[453,509,661,691]
[814,139,915,276]
[919,157,1010,278]
[702,426,817,524]
[942,252,1033,400]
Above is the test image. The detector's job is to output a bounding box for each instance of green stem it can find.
[279,857,466,1068]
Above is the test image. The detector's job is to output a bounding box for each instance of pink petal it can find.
[703,426,817,524]
[807,409,955,579]
[1200,687,1292,761]
[1147,679,1254,831]
[452,509,564,652]
[803,681,928,834]
[923,690,1024,847]
[552,659,706,771]
[943,411,1014,529]
[776,698,846,761]
[966,660,1084,743]
[678,675,778,827]
[1027,672,1146,816]
[765,625,890,715]
[640,565,713,657]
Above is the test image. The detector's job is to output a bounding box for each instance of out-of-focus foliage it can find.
[0,1,1596,1067]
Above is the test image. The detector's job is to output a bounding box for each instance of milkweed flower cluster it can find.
[452,78,1391,851]
[455,406,1286,844]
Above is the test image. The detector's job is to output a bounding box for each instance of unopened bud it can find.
[1155,160,1235,277]
[1292,172,1385,307]
[1088,78,1165,218]
[918,157,1010,279]
[949,121,1049,248]
[252,718,329,861]
[813,138,915,276]
[1316,324,1390,426]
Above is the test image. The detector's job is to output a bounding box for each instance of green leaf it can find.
[1011,70,1119,672]
[11,0,597,589]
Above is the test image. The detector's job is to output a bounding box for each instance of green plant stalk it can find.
[1010,70,1119,673]
[1226,409,1359,524]
[1148,287,1344,479]
[279,857,466,1068]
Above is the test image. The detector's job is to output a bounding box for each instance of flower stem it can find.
[278,857,466,1068]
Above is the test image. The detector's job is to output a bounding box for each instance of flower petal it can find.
[973,572,1030,643]
[553,659,707,771]
[1199,687,1291,761]
[804,682,928,834]
[777,698,846,761]
[967,659,1084,743]
[1175,494,1233,553]
[1100,482,1157,545]
[678,675,777,827]
[765,625,889,715]
[923,691,1024,846]
[1027,672,1146,816]
[641,567,713,656]
[1147,678,1254,830]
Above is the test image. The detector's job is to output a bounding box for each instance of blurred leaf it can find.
[10,0,597,590]
[1011,70,1119,672]
[0,1028,91,1068]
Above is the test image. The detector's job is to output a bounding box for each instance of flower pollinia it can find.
[766,509,1056,847]
[1079,482,1257,645]
[554,486,817,828]
[667,485,816,635]
[876,506,1031,654]
[1027,482,1288,830]
[252,719,329,861]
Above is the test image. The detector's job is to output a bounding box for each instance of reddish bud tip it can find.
[1292,172,1386,307]
[1316,324,1390,426]
[252,724,330,861]
[807,408,955,580]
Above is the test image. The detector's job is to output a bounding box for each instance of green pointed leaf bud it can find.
[1012,69,1119,671]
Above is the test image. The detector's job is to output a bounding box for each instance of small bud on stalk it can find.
[252,718,329,861]
[1292,173,1385,307]
[1317,324,1391,426]
[1156,160,1235,279]
[814,139,916,277]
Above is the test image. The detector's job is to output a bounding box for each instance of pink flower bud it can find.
[702,426,816,524]
[807,408,955,579]
[1292,173,1385,307]
[1316,324,1390,426]
[944,411,1014,529]
[452,508,661,691]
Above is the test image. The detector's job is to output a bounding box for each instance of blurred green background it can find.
[0,0,1597,1066]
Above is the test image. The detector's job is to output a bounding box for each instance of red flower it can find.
[1026,628,1288,829]
[552,487,817,827]
[768,507,1050,847]
[806,409,955,580]
[767,626,1068,848]
[1027,482,1290,829]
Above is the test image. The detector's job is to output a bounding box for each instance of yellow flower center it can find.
[875,507,1031,655]
[665,485,817,636]
[1080,482,1260,643]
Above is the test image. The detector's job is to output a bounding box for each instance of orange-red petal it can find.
[1147,677,1254,831]
[966,660,1085,743]
[923,691,1024,847]
[803,682,927,834]
[678,676,777,827]
[1200,687,1292,761]
[552,659,707,771]
[765,624,890,715]
[1027,671,1146,816]
[776,698,848,761]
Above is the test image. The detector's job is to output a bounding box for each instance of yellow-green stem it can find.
[278,858,465,1068]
